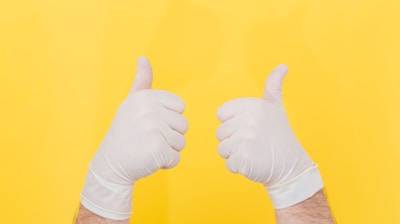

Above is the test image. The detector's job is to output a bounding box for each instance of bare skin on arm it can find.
[75,204,130,224]
[275,189,334,224]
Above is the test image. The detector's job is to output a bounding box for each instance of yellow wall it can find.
[1,0,400,223]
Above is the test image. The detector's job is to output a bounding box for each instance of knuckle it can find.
[251,99,267,111]
[173,135,186,151]
[167,152,181,168]
[177,99,185,112]
[238,127,258,141]
[132,89,151,99]
[142,120,159,131]
[237,148,252,161]
[216,108,224,121]
[181,117,189,133]
[226,159,238,173]
[218,144,228,158]
[216,126,224,141]
[139,114,162,131]
[150,137,166,150]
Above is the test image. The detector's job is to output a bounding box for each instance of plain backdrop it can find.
[1,0,400,223]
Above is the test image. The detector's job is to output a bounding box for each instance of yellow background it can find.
[1,0,400,223]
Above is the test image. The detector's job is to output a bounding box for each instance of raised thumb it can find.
[263,64,288,104]
[129,56,153,94]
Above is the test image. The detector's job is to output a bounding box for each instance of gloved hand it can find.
[216,65,323,209]
[81,57,188,220]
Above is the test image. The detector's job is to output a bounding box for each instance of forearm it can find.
[275,189,334,224]
[75,204,130,224]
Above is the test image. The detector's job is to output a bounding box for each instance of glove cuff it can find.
[266,164,324,209]
[81,167,133,220]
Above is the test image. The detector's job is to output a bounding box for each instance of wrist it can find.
[81,167,134,220]
[266,164,324,209]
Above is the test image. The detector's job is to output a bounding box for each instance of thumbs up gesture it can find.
[81,57,188,220]
[216,65,323,209]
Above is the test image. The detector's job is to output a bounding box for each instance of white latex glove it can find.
[216,65,323,209]
[81,57,188,220]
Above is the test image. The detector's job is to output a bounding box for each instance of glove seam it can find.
[267,163,318,189]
